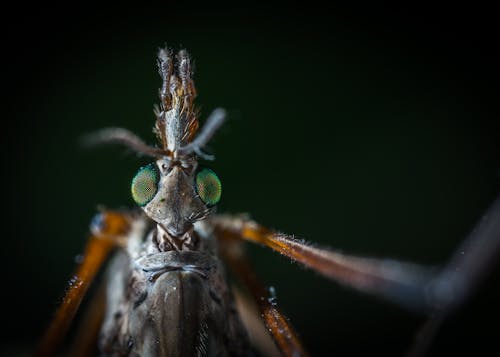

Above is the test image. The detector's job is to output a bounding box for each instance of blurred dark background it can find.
[2,3,499,356]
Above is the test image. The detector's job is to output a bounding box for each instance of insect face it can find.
[131,156,221,240]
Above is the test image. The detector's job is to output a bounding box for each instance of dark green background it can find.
[3,4,500,356]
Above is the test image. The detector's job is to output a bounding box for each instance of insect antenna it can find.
[176,48,196,103]
[81,127,169,157]
[177,107,226,159]
[157,47,173,110]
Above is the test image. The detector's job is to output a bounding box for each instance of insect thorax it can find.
[99,216,250,356]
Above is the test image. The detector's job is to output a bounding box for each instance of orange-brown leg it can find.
[68,278,107,357]
[232,288,281,357]
[213,214,433,312]
[36,210,134,357]
[214,194,500,355]
[216,226,310,357]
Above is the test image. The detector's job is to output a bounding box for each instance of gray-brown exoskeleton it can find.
[37,46,500,357]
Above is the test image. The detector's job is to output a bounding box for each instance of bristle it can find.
[153,46,199,151]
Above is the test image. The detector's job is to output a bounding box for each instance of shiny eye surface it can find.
[195,168,222,206]
[131,164,159,206]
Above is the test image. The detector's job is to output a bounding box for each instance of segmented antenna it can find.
[83,46,226,160]
[154,46,199,151]
[157,47,173,110]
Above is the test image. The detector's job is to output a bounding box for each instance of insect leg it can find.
[212,214,435,312]
[214,194,500,347]
[407,195,500,356]
[36,210,136,357]
[215,226,310,357]
[67,278,107,357]
[428,196,500,312]
[232,288,281,357]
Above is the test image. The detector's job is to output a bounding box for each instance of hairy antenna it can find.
[82,128,169,157]
[177,108,226,159]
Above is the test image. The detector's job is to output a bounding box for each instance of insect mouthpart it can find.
[155,222,199,251]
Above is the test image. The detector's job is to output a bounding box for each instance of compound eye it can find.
[131,163,159,206]
[195,168,222,206]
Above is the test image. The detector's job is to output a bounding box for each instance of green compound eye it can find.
[195,168,222,206]
[131,164,159,206]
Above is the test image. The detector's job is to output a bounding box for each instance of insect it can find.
[37,46,500,357]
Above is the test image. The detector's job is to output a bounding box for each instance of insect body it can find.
[99,220,249,356]
[37,47,500,357]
